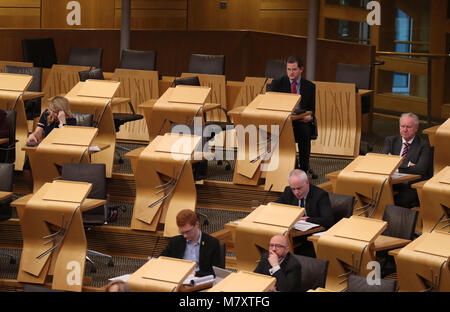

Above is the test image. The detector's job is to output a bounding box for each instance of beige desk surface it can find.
[22,143,109,154]
[326,170,421,185]
[308,234,410,252]
[179,281,214,292]
[423,125,439,135]
[22,91,44,101]
[0,138,8,144]
[0,191,12,201]
[359,89,373,96]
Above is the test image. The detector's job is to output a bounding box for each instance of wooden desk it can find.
[0,138,8,145]
[307,234,410,253]
[22,91,44,101]
[179,281,214,292]
[0,191,12,201]
[288,226,325,254]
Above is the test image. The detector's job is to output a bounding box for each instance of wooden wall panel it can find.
[258,10,309,36]
[0,0,39,6]
[0,8,40,28]
[115,0,187,10]
[41,0,115,29]
[188,0,259,30]
[260,0,308,9]
[114,9,187,30]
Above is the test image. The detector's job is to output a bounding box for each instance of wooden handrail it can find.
[376,51,450,58]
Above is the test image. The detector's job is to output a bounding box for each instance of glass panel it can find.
[325,18,370,44]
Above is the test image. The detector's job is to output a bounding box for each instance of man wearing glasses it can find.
[254,234,302,292]
[160,209,221,277]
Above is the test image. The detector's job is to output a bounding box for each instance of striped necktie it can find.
[401,142,409,159]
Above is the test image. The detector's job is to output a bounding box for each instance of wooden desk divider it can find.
[334,153,402,219]
[132,133,201,237]
[0,61,33,73]
[420,166,450,233]
[208,270,276,292]
[432,118,450,175]
[394,231,450,291]
[0,72,33,171]
[229,77,271,115]
[180,73,227,123]
[310,82,361,159]
[315,216,387,291]
[234,202,305,271]
[127,256,196,292]
[41,64,90,112]
[232,92,302,192]
[111,68,159,142]
[64,80,120,177]
[26,126,98,192]
[145,85,212,142]
[17,180,92,292]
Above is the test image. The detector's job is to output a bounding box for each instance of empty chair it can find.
[293,254,329,292]
[328,193,356,225]
[72,112,94,127]
[0,163,16,264]
[60,163,113,272]
[265,59,286,80]
[5,65,43,120]
[347,274,397,292]
[173,76,201,87]
[22,38,57,68]
[0,110,16,163]
[68,47,103,68]
[78,67,104,82]
[382,204,418,240]
[188,54,225,75]
[120,49,157,71]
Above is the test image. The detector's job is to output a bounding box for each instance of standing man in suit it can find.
[160,209,221,277]
[275,169,334,229]
[268,56,316,176]
[254,234,302,292]
[382,112,431,208]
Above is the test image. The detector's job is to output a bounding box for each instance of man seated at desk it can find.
[276,169,334,229]
[160,209,221,277]
[254,234,302,292]
[382,112,431,208]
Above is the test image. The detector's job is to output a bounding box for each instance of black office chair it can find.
[0,110,16,164]
[68,47,103,68]
[188,54,225,75]
[78,67,104,82]
[120,49,157,71]
[0,163,16,264]
[60,163,114,272]
[347,273,397,292]
[72,112,94,127]
[22,38,57,68]
[264,59,286,80]
[173,76,201,87]
[5,65,43,120]
[329,193,356,225]
[293,254,329,292]
[379,204,418,277]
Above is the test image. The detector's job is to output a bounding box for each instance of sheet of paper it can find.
[294,220,320,231]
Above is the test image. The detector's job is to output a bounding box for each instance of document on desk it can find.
[108,273,130,282]
[391,172,412,179]
[183,273,214,286]
[89,146,101,152]
[294,220,320,231]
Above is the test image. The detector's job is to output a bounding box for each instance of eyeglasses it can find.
[269,243,287,249]
[179,226,195,236]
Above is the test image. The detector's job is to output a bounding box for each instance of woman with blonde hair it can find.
[26,96,76,145]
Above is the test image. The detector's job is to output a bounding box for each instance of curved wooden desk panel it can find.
[432,118,450,174]
[111,68,159,142]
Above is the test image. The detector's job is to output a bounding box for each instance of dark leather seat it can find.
[264,59,286,80]
[188,54,225,75]
[0,110,16,163]
[347,273,397,292]
[0,163,16,264]
[68,47,103,68]
[120,49,157,71]
[22,38,57,68]
[293,254,329,292]
[328,193,356,225]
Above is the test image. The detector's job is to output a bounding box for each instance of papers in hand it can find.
[182,273,214,286]
[89,145,101,152]
[294,220,320,232]
[108,273,130,283]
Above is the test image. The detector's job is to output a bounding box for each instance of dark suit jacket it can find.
[382,135,431,181]
[275,184,334,229]
[268,76,316,114]
[160,232,221,277]
[254,252,302,292]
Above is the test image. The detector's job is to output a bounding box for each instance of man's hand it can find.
[26,133,37,144]
[298,115,312,123]
[267,250,279,268]
[299,216,309,221]
[408,161,415,167]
